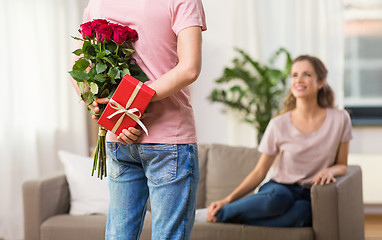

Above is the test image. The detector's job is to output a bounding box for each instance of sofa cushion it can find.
[41,212,153,240]
[41,214,107,240]
[205,144,261,206]
[191,222,314,240]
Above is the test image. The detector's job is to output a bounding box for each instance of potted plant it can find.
[208,47,292,144]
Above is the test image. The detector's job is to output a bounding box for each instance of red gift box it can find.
[97,74,156,136]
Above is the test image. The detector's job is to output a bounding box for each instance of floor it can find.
[365,214,382,240]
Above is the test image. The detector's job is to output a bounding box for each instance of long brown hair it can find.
[281,55,335,114]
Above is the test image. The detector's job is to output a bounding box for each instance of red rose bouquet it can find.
[69,19,148,179]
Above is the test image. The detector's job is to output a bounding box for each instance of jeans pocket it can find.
[106,142,129,179]
[140,144,178,185]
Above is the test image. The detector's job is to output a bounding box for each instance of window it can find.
[343,0,382,125]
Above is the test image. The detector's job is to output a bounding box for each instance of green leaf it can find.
[73,58,90,72]
[88,108,95,115]
[71,36,84,41]
[129,64,149,82]
[230,85,243,95]
[77,82,86,93]
[108,67,119,79]
[122,68,130,75]
[81,91,94,105]
[90,82,99,94]
[94,74,108,83]
[132,73,148,83]
[69,70,90,82]
[122,48,135,56]
[108,88,116,98]
[96,52,106,59]
[96,62,108,74]
[83,41,96,58]
[123,48,135,54]
[103,57,115,67]
[106,42,117,53]
[268,69,282,83]
[96,50,112,59]
[72,49,83,56]
[88,68,95,82]
[82,40,91,51]
[99,89,110,98]
[120,70,127,78]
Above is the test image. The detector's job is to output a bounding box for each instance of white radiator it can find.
[348,154,382,205]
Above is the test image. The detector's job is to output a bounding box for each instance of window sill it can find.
[345,106,382,126]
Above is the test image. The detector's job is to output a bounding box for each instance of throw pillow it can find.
[58,150,110,215]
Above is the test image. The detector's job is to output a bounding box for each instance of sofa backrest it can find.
[197,144,261,208]
[196,144,209,209]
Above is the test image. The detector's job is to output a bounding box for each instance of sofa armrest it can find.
[311,165,364,240]
[23,172,70,240]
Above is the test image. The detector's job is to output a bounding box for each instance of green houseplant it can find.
[208,47,292,144]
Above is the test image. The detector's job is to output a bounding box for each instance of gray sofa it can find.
[23,144,365,240]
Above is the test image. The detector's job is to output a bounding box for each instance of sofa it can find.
[23,143,365,240]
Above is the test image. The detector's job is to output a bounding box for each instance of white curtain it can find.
[0,0,89,239]
[193,0,344,147]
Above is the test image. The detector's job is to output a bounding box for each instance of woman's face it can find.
[290,60,323,100]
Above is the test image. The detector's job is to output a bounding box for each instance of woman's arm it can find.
[207,153,276,222]
[312,142,349,185]
[149,26,202,101]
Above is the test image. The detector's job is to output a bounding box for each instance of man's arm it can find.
[149,26,203,101]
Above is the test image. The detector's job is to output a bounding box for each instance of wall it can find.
[348,127,382,213]
[350,127,382,154]
[191,0,235,146]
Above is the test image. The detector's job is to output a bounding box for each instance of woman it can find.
[206,55,353,227]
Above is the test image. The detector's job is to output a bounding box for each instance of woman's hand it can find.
[206,198,229,223]
[312,142,349,186]
[312,168,336,185]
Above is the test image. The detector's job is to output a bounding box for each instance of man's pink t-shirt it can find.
[258,108,353,188]
[83,0,207,144]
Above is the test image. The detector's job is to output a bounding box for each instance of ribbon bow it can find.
[107,81,149,135]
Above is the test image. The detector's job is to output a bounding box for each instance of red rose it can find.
[94,24,113,43]
[79,21,94,39]
[127,28,138,42]
[110,23,129,44]
[91,19,109,29]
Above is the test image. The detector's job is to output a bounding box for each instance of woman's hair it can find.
[281,55,335,113]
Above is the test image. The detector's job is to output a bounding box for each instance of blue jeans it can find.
[216,180,312,227]
[105,142,199,240]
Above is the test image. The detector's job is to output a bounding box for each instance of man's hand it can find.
[89,98,143,144]
[89,98,110,120]
[117,127,142,145]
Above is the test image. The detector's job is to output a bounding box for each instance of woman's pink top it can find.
[83,0,207,144]
[258,108,353,187]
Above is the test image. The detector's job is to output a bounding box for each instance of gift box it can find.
[97,74,155,136]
